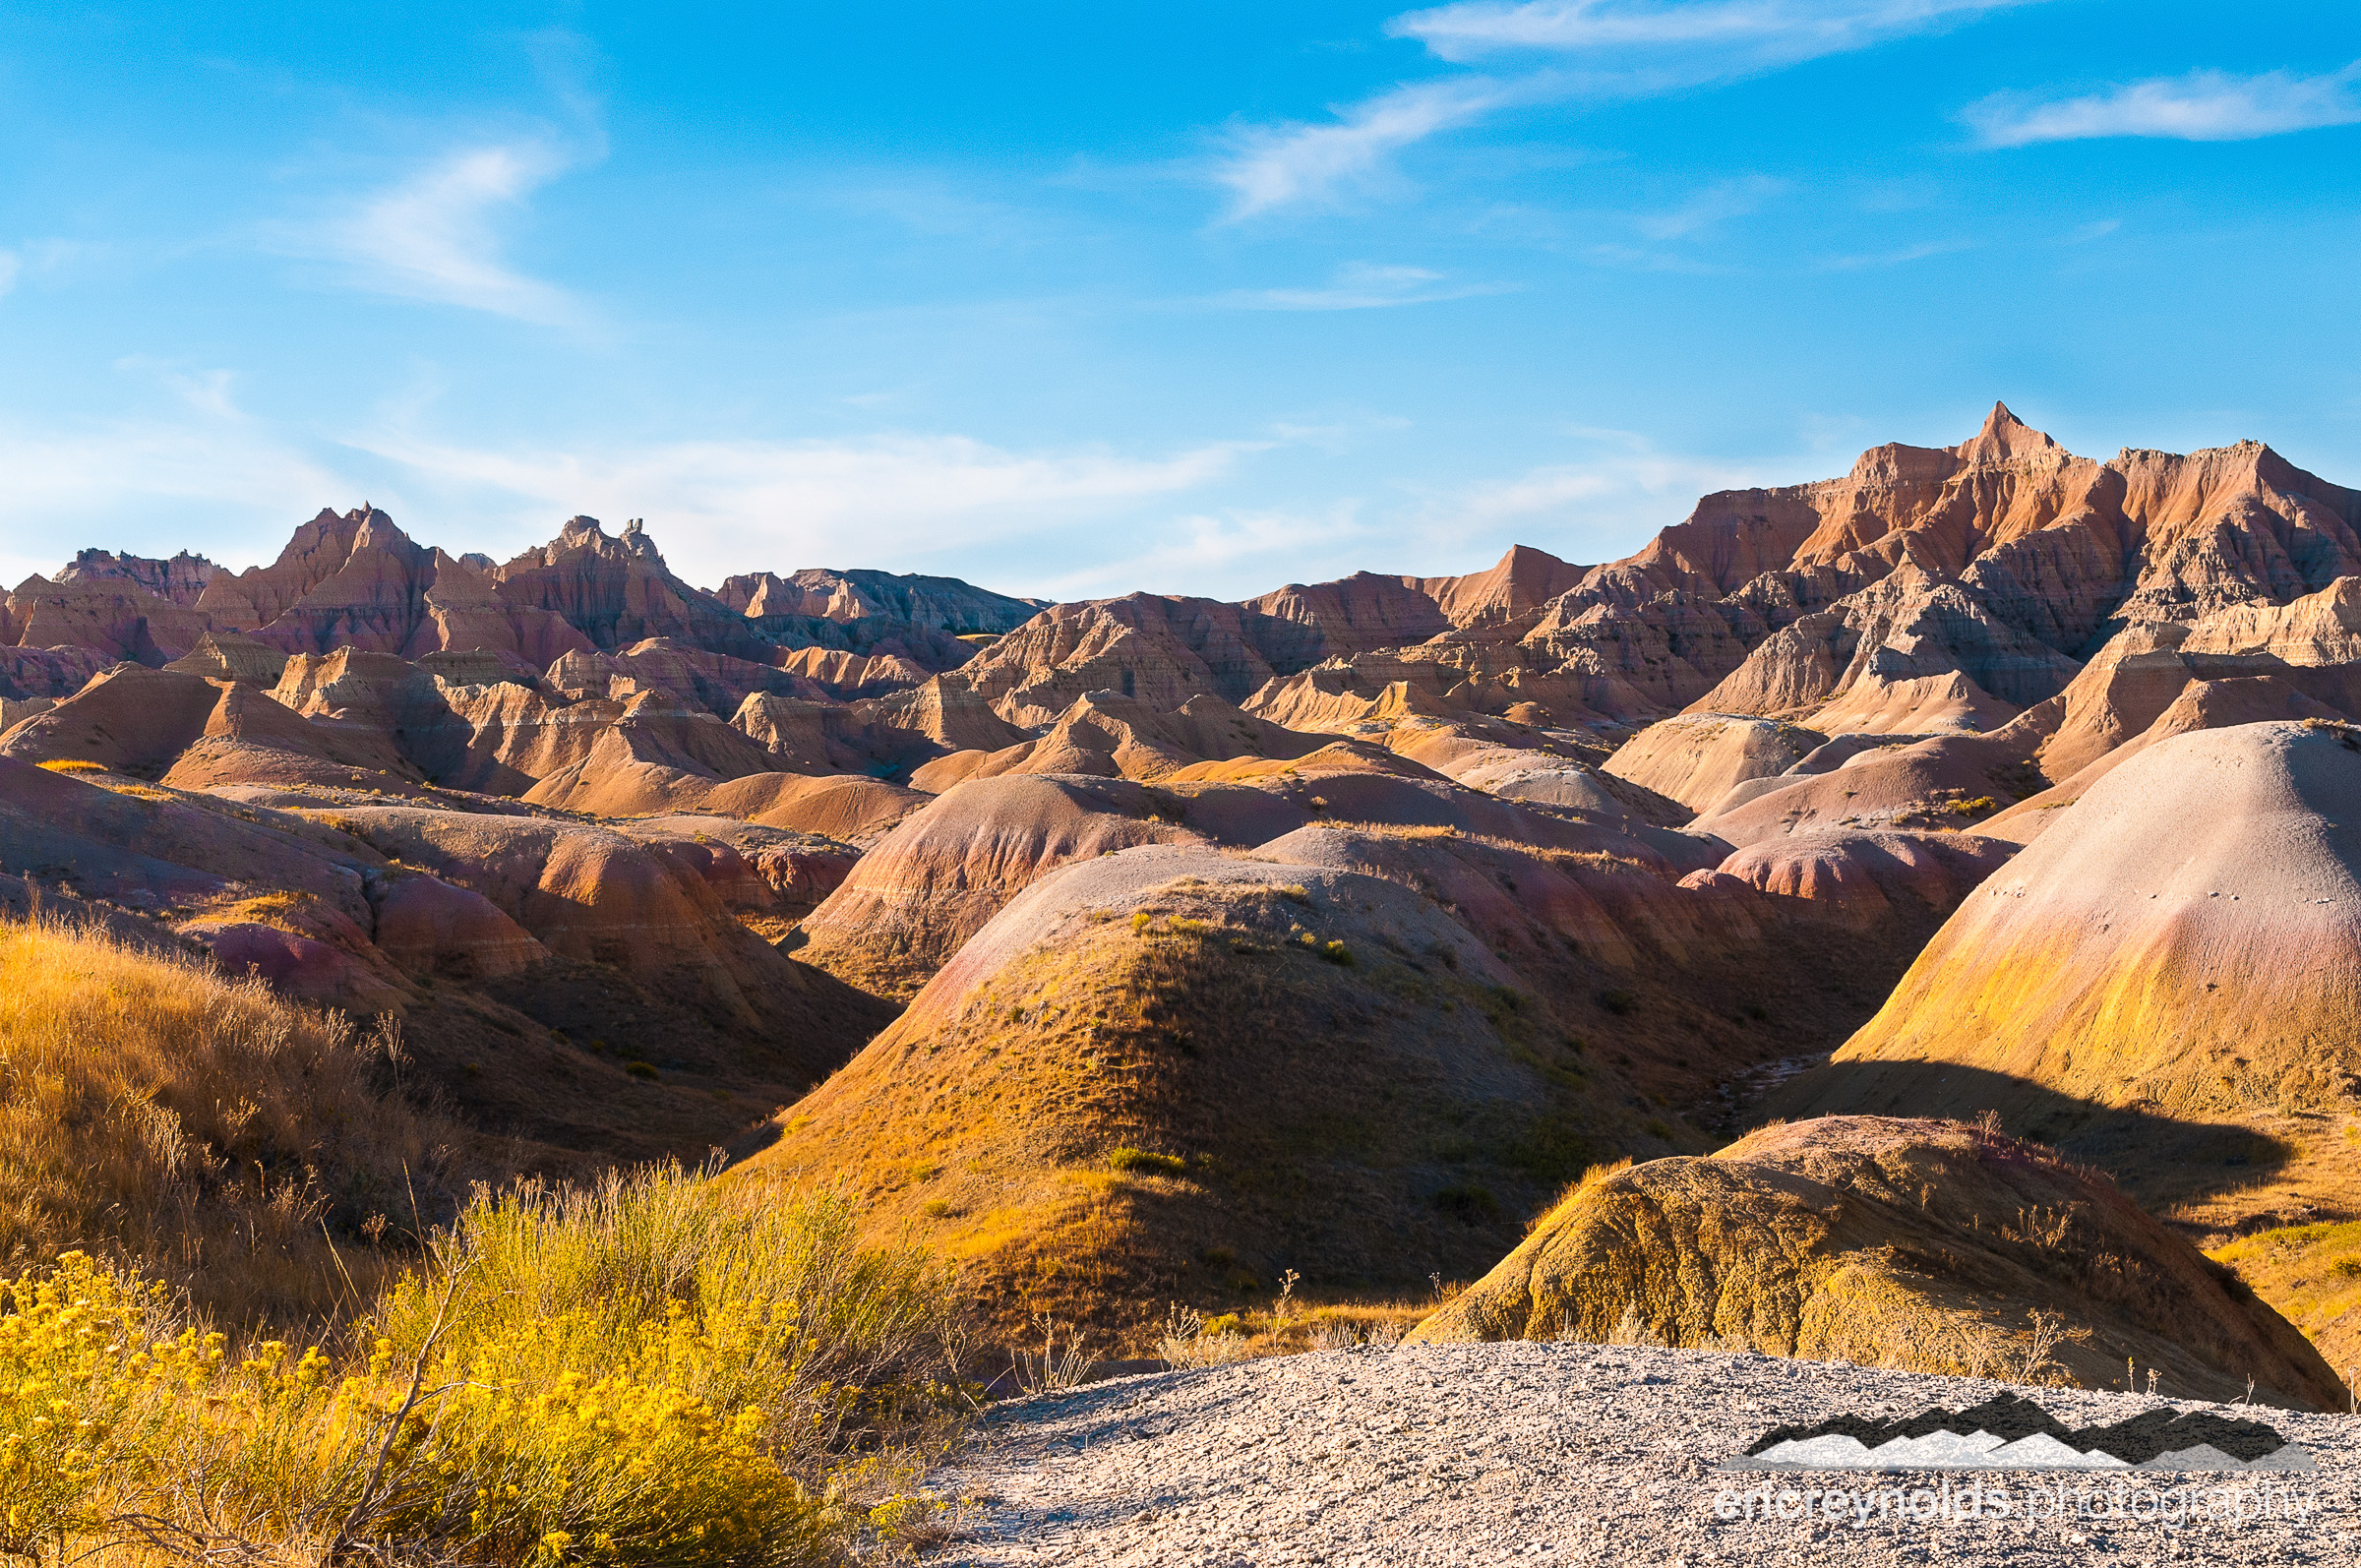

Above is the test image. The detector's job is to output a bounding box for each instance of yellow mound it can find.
[734,847,1646,1346]
[1409,1116,2344,1409]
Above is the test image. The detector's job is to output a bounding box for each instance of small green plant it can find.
[33,758,106,772]
[1319,939,1354,966]
[1599,988,1637,1015]
[1131,910,1153,934]
[2332,1256,2361,1280]
[624,1060,660,1080]
[1644,1117,1674,1140]
[1108,1147,1186,1176]
[921,1199,953,1219]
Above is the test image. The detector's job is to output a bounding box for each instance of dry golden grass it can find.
[736,883,1621,1351]
[0,913,459,1328]
[1413,1116,2349,1409]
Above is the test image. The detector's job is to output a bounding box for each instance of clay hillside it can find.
[8,404,2361,1405]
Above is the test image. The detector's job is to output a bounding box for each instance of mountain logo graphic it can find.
[1721,1393,2314,1473]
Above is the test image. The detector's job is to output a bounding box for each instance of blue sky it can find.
[2,2,2357,602]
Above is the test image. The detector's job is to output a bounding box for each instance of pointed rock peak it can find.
[619,517,664,563]
[349,504,412,551]
[1953,400,2061,465]
[559,514,607,544]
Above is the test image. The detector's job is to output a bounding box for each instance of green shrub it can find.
[625,1060,660,1080]
[1599,989,1637,1015]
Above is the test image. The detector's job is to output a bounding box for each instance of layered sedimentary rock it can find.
[711,567,1047,633]
[794,774,1209,999]
[1808,721,2361,1121]
[1408,1116,2343,1410]
[1701,828,2015,929]
[906,691,1324,791]
[1603,714,1828,814]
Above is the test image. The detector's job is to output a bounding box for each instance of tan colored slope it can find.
[0,666,310,779]
[907,691,1322,791]
[1687,706,2055,845]
[731,845,1642,1343]
[1811,721,2361,1122]
[1603,713,1827,814]
[1982,677,2342,844]
[1804,669,2020,735]
[1782,720,2361,1372]
[2031,577,2361,790]
[1705,828,2016,931]
[794,774,1208,1000]
[1407,1116,2345,1411]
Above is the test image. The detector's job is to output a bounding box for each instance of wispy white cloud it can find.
[351,426,1263,586]
[1390,0,2042,62]
[1967,62,2361,148]
[0,396,356,585]
[1218,1,2045,217]
[1632,174,1787,239]
[1045,504,1373,599]
[272,141,588,325]
[1815,237,1971,270]
[1212,261,1518,310]
[1215,76,1527,217]
[1409,427,1772,544]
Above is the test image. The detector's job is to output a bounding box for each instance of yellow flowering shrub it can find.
[0,1252,181,1557]
[0,1172,965,1568]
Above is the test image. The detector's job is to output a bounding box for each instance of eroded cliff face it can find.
[710,567,1047,633]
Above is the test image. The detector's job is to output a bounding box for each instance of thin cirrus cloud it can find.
[270,140,588,326]
[1967,61,2361,148]
[1632,174,1789,240]
[1387,0,2042,61]
[1215,0,2049,217]
[350,425,1264,587]
[1215,76,1529,219]
[1212,262,1519,311]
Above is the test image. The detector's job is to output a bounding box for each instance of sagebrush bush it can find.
[0,1161,966,1567]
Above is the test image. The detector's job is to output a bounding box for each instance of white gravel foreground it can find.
[930,1344,2361,1566]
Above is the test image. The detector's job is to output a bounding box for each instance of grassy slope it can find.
[733,877,1646,1349]
[0,913,462,1326]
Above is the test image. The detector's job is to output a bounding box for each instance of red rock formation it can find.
[1703,827,2015,929]
[55,549,221,604]
[712,567,1047,633]
[795,774,1208,998]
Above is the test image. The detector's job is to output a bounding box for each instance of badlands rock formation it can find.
[13,404,2361,1385]
[1806,721,2361,1126]
[736,845,1645,1336]
[1410,1116,2343,1410]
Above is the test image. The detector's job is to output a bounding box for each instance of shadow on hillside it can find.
[1759,1058,2298,1212]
